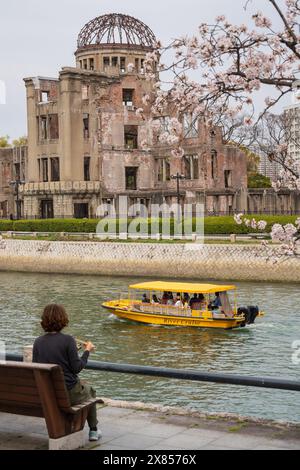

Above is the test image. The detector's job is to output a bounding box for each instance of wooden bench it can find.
[0,361,102,447]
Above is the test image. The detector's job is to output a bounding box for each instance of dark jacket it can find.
[32,332,89,390]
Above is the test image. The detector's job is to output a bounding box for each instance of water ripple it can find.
[0,272,299,422]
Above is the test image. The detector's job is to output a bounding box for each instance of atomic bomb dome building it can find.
[21,13,249,219]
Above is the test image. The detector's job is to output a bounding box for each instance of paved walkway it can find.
[0,402,300,450]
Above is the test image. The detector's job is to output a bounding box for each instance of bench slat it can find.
[0,369,35,380]
[0,391,42,405]
[0,383,69,402]
[68,398,103,414]
[0,361,59,372]
[0,384,39,397]
[0,404,44,418]
[0,376,36,387]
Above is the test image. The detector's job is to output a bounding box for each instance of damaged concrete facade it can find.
[19,13,251,219]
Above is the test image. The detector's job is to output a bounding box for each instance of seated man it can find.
[211,292,222,310]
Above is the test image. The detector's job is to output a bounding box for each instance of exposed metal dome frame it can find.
[77,13,156,50]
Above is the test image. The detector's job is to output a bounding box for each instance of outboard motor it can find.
[237,307,249,327]
[247,306,259,325]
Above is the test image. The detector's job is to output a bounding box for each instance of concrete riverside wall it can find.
[0,239,299,282]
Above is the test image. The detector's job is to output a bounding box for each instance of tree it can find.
[142,0,299,156]
[0,135,11,148]
[141,0,300,256]
[248,173,272,188]
[147,0,298,116]
[250,111,300,190]
[12,136,28,147]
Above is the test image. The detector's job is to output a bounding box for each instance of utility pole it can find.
[171,173,186,218]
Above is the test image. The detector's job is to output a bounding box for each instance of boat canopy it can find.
[129,281,236,294]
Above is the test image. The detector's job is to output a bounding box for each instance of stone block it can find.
[119,232,128,240]
[48,430,86,450]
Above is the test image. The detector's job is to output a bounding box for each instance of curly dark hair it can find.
[41,304,69,332]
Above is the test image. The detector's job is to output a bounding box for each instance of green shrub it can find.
[0,220,14,231]
[0,215,298,235]
[203,215,297,235]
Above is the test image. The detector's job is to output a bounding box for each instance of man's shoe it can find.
[89,429,102,442]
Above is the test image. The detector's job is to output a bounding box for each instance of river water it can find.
[0,271,299,423]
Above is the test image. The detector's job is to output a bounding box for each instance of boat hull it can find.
[102,301,245,330]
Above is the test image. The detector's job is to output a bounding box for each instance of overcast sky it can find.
[0,0,292,140]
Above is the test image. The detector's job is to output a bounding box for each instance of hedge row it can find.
[0,216,297,235]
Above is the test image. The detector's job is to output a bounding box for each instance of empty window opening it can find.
[120,57,126,73]
[84,156,91,181]
[14,163,20,181]
[83,114,90,139]
[50,157,60,182]
[42,158,48,182]
[211,150,217,180]
[74,203,89,219]
[83,59,88,70]
[112,57,118,67]
[157,159,171,182]
[41,116,48,140]
[89,58,94,70]
[103,57,110,68]
[41,200,54,219]
[49,114,59,140]
[41,91,49,103]
[124,125,138,149]
[125,167,138,190]
[183,113,199,138]
[123,89,134,107]
[135,58,139,71]
[224,170,232,188]
[184,155,199,180]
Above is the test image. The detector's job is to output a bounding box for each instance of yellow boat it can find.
[102,281,263,330]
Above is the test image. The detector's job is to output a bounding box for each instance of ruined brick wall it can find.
[0,148,14,216]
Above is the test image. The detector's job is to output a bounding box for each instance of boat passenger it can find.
[142,294,151,303]
[199,294,206,308]
[151,295,160,304]
[161,292,169,304]
[175,295,183,308]
[211,292,222,310]
[189,294,198,308]
[183,293,190,304]
[167,292,175,305]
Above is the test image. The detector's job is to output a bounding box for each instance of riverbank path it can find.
[0,401,299,450]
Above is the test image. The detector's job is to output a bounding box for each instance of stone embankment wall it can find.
[0,239,299,282]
